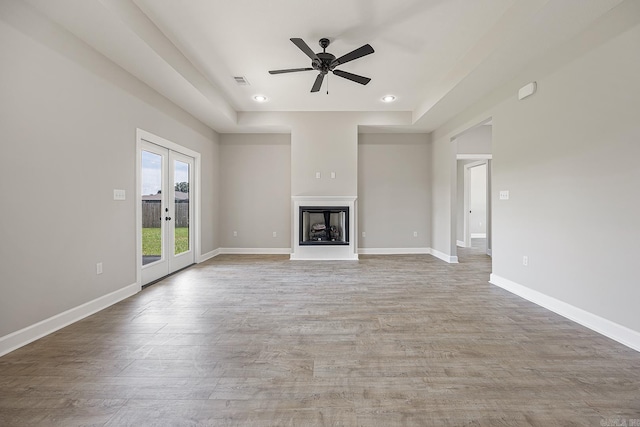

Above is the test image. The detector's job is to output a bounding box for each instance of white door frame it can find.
[136,129,202,287]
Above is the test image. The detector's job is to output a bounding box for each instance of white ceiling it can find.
[23,0,625,133]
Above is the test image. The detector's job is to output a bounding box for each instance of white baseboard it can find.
[456,240,466,247]
[471,233,486,239]
[487,248,492,256]
[218,247,291,255]
[358,247,430,255]
[0,282,140,357]
[429,248,459,264]
[198,248,220,263]
[490,274,640,352]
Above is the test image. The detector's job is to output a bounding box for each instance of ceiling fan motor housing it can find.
[313,52,336,74]
[311,38,335,75]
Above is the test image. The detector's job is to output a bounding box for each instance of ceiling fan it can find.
[269,38,374,93]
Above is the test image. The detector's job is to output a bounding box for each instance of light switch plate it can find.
[499,190,509,200]
[113,189,126,200]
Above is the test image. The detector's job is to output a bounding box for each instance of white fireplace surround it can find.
[291,196,358,260]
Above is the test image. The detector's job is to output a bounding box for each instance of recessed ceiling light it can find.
[253,95,268,102]
[381,95,396,103]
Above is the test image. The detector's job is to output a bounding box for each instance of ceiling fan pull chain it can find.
[327,75,329,95]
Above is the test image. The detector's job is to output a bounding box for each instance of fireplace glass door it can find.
[299,206,349,245]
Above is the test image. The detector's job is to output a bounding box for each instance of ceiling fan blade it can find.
[332,69,371,85]
[311,73,325,92]
[269,68,314,74]
[331,44,374,67]
[290,38,319,61]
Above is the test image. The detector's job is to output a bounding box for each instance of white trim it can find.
[471,233,487,239]
[137,129,200,158]
[0,282,139,357]
[490,274,640,353]
[430,249,459,264]
[487,248,492,256]
[291,196,358,202]
[198,249,220,262]
[457,154,492,160]
[219,247,291,255]
[457,240,466,247]
[358,247,430,255]
[135,143,142,287]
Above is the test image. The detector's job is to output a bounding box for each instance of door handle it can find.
[165,217,172,221]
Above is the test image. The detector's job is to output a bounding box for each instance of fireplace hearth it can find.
[299,206,349,246]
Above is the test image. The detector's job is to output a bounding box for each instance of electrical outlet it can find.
[96,262,103,275]
[413,231,418,237]
[362,231,366,238]
[315,172,321,179]
[272,231,277,238]
[330,172,336,179]
[233,231,238,237]
[523,256,528,266]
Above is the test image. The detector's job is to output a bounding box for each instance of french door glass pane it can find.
[141,150,162,265]
[174,160,190,255]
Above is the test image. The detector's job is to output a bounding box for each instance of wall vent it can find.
[233,76,250,86]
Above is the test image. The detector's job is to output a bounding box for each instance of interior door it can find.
[140,141,194,285]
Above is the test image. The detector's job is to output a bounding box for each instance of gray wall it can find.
[456,125,492,155]
[219,134,291,248]
[0,4,219,337]
[358,134,431,249]
[216,132,432,251]
[490,23,640,332]
[433,22,640,333]
[291,113,358,197]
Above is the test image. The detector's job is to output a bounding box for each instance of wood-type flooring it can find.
[1,244,639,426]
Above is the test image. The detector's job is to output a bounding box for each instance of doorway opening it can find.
[462,161,489,253]
[453,120,492,262]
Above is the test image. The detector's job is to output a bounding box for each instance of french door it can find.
[139,140,195,285]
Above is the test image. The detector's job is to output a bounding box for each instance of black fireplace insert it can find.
[299,206,349,245]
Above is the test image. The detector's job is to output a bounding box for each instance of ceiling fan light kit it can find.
[269,38,374,93]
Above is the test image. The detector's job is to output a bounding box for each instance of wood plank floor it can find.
[1,248,639,426]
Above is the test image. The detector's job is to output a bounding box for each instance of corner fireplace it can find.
[291,196,357,260]
[299,206,349,246]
